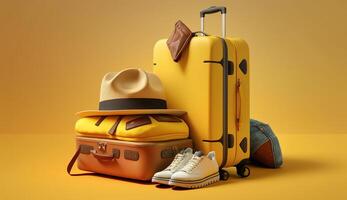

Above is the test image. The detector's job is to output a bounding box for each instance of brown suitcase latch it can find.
[80,145,94,154]
[161,149,176,159]
[161,146,182,159]
[124,150,139,161]
[97,142,107,152]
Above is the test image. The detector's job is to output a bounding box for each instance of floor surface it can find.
[0,133,346,200]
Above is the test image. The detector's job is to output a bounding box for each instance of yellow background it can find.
[1,0,347,199]
[1,0,347,135]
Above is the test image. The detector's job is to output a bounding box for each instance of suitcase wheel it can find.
[236,165,250,178]
[219,169,230,181]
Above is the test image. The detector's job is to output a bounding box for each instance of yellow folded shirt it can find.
[75,115,189,142]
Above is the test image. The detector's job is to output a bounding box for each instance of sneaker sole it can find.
[151,177,170,185]
[168,172,220,188]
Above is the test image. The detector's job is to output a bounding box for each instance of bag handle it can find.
[200,6,226,17]
[200,6,227,38]
[67,146,81,175]
[236,79,241,131]
[90,149,116,161]
[67,145,117,176]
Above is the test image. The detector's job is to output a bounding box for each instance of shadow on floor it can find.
[68,157,332,189]
[68,172,154,185]
[207,156,332,188]
[248,157,330,179]
[155,184,173,189]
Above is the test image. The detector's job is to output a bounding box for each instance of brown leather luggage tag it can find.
[166,20,193,62]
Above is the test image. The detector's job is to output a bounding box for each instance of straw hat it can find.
[76,68,186,117]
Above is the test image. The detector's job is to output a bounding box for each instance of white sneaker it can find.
[152,148,193,184]
[169,151,220,188]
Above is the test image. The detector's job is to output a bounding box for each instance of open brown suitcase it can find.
[67,136,192,181]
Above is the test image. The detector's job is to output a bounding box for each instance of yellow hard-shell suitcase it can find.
[153,6,250,179]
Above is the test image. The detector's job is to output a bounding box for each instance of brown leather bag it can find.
[166,20,193,62]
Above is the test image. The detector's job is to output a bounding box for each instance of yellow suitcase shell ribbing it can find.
[153,6,250,179]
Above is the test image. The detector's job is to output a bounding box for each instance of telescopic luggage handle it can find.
[200,6,227,38]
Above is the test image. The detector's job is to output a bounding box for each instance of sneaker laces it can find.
[181,156,202,173]
[166,153,184,171]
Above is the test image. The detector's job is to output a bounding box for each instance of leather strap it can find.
[236,79,241,131]
[95,116,106,126]
[108,116,123,135]
[67,146,96,176]
[67,146,81,175]
[67,146,97,176]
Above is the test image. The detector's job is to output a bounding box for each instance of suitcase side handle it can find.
[91,149,118,161]
[236,79,241,131]
[200,6,227,38]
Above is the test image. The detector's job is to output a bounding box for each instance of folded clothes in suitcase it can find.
[68,137,192,181]
[75,115,189,142]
